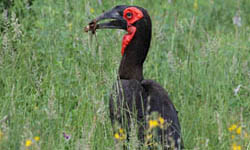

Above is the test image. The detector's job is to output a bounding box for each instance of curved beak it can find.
[85,7,127,33]
[94,9,127,30]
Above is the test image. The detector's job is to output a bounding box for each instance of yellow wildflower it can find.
[158,117,164,125]
[228,124,237,132]
[119,128,124,134]
[232,143,241,150]
[193,0,198,10]
[236,127,241,135]
[231,135,235,139]
[25,139,32,147]
[149,120,159,129]
[114,129,126,140]
[120,134,126,140]
[114,133,120,139]
[34,136,40,141]
[158,117,164,128]
[90,8,95,13]
[0,130,3,140]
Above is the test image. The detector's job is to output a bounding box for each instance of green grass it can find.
[0,0,250,149]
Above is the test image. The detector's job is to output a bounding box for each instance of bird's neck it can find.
[118,54,144,81]
[118,33,151,81]
[118,19,152,81]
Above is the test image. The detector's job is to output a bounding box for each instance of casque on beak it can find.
[84,7,127,33]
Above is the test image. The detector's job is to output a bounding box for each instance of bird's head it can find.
[86,5,152,57]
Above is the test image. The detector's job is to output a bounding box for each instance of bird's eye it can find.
[126,12,133,19]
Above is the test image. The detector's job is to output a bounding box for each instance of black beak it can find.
[86,7,127,33]
[95,9,127,30]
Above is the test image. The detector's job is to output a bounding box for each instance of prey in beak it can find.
[84,6,128,34]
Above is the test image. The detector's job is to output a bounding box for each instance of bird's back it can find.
[142,79,183,149]
[109,79,183,149]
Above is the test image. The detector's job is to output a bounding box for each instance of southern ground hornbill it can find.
[85,5,183,149]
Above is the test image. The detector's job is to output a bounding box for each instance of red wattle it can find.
[121,26,136,56]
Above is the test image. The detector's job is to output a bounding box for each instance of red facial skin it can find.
[121,7,144,56]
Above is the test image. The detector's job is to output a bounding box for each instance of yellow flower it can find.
[114,129,126,140]
[193,0,198,10]
[120,134,126,140]
[158,117,164,125]
[231,135,235,139]
[119,128,124,134]
[236,127,241,135]
[90,8,95,13]
[34,136,40,141]
[0,130,3,140]
[149,120,159,129]
[228,124,237,132]
[114,133,120,139]
[232,143,241,150]
[158,117,164,128]
[25,139,32,147]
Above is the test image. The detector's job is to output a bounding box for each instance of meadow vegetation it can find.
[0,0,249,149]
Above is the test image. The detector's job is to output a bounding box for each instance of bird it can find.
[86,5,183,150]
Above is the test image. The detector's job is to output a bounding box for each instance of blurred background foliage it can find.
[0,0,249,149]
